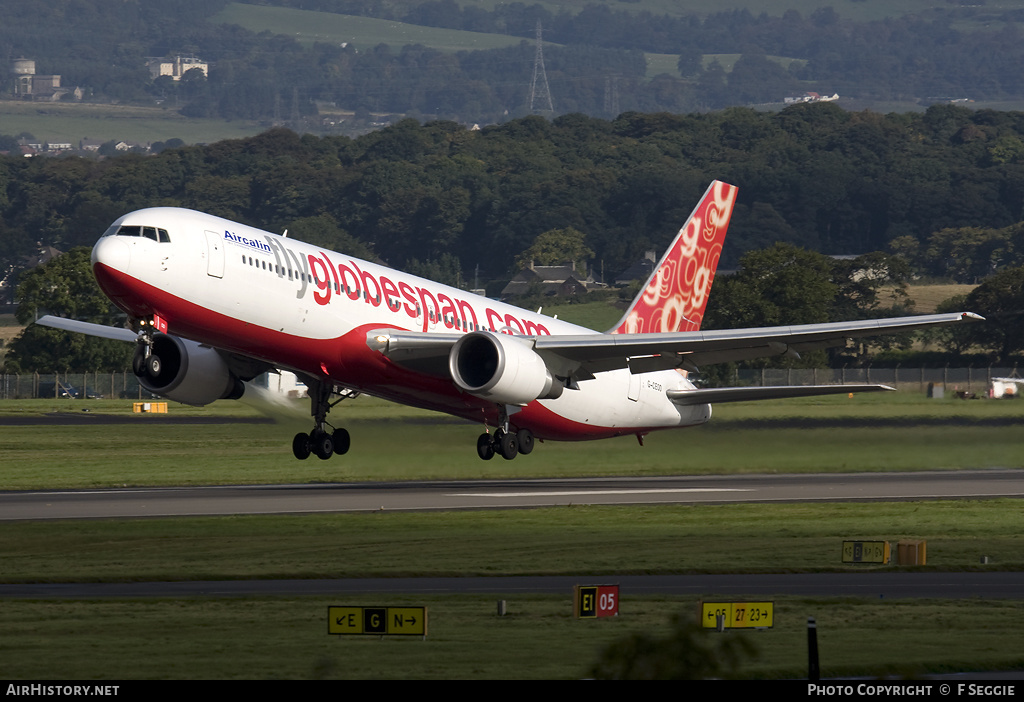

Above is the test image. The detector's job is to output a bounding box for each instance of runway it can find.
[1,572,1022,600]
[2,469,1023,521]
[3,470,1022,600]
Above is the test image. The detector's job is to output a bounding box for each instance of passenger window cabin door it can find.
[204,231,225,278]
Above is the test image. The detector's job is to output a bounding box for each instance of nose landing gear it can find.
[132,318,161,380]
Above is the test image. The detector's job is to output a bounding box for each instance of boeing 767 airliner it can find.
[38,181,981,460]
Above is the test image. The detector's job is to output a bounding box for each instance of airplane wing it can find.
[35,315,138,342]
[370,311,983,380]
[35,314,275,381]
[534,311,983,376]
[666,383,893,405]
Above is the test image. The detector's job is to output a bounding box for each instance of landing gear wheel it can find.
[516,429,535,455]
[332,428,350,456]
[145,354,162,378]
[497,430,518,461]
[477,433,495,461]
[132,348,146,376]
[311,430,334,460]
[292,432,311,460]
[291,379,361,460]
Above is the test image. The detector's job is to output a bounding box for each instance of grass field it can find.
[4,500,1023,582]
[1,391,1022,489]
[218,0,1024,26]
[2,595,1023,679]
[0,100,266,147]
[906,283,977,313]
[212,3,527,52]
[2,499,1023,678]
[3,387,1024,678]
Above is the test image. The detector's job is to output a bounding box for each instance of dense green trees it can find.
[5,105,1024,368]
[5,106,1024,285]
[515,227,594,274]
[702,245,915,368]
[5,248,133,372]
[959,266,1024,363]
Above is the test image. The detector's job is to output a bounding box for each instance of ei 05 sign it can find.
[575,585,620,619]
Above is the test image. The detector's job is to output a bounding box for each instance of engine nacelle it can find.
[449,331,563,406]
[137,333,244,406]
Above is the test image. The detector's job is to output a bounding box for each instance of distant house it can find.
[501,263,595,298]
[0,245,63,304]
[147,55,208,81]
[784,92,839,104]
[22,246,62,270]
[10,58,70,101]
[614,251,657,286]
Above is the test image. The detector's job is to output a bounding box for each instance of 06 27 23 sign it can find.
[700,601,774,629]
[574,585,619,619]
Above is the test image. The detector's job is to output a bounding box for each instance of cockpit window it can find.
[111,225,171,242]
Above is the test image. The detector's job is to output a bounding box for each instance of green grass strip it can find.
[1,595,1023,679]
[2,501,1021,582]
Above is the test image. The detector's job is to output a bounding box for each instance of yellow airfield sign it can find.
[842,540,891,564]
[328,606,427,637]
[700,601,774,629]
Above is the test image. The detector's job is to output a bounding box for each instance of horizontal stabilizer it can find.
[35,315,137,342]
[666,384,894,406]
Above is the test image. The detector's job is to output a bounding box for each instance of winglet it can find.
[610,180,737,335]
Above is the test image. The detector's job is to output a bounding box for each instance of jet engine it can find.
[449,331,563,406]
[135,333,245,406]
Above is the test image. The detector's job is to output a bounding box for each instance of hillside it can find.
[11,1,1024,128]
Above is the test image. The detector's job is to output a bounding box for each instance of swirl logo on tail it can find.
[610,180,737,335]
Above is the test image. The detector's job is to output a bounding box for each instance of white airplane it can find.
[38,180,981,461]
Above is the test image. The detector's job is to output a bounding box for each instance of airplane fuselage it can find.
[92,207,712,441]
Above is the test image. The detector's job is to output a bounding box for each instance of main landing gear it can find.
[292,380,356,460]
[476,407,534,461]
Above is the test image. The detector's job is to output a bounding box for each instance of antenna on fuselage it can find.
[282,229,289,238]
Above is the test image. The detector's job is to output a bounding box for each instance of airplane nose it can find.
[92,235,131,274]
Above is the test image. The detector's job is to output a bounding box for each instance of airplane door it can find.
[204,231,225,278]
[628,373,641,402]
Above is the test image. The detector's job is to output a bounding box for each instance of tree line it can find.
[5,104,1024,282]
[6,105,1024,369]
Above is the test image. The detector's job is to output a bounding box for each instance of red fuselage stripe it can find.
[95,262,663,441]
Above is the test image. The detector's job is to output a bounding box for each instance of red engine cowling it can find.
[449,331,562,406]
[137,333,244,406]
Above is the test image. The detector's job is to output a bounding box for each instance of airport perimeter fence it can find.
[0,371,153,400]
[728,366,1019,397]
[0,367,1020,400]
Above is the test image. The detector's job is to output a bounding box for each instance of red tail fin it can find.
[610,180,737,335]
